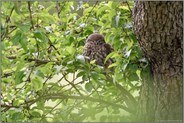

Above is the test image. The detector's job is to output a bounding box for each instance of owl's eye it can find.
[97,39,104,45]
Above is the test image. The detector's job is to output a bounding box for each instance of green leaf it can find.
[1,41,5,50]
[98,73,106,80]
[100,115,107,122]
[129,73,139,81]
[17,23,31,32]
[31,76,43,91]
[39,12,55,23]
[2,78,10,84]
[127,41,133,50]
[77,71,86,78]
[36,99,45,109]
[120,5,129,11]
[36,70,45,78]
[38,62,54,76]
[19,34,28,51]
[11,31,21,44]
[33,30,48,42]
[108,62,117,68]
[90,59,96,64]
[30,111,41,117]
[105,52,114,63]
[125,49,132,58]
[91,71,99,82]
[85,82,93,92]
[11,30,28,51]
[14,2,21,14]
[12,112,24,122]
[66,45,75,55]
[15,71,25,85]
[105,32,113,43]
[96,6,108,17]
[13,99,24,106]
[136,69,141,80]
[123,62,129,71]
[82,75,88,81]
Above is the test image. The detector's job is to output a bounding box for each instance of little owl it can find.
[83,33,113,68]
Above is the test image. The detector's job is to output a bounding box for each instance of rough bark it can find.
[133,1,183,121]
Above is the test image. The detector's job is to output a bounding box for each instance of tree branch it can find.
[6,56,56,65]
[2,56,57,78]
[1,6,14,41]
[62,72,83,96]
[44,93,135,114]
[125,1,132,16]
[2,92,134,114]
[28,1,34,30]
[56,1,61,18]
[46,35,61,56]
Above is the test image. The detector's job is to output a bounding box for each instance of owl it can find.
[83,33,114,68]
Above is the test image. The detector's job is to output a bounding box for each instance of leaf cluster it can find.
[1,1,150,122]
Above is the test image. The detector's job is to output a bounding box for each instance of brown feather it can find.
[83,33,114,67]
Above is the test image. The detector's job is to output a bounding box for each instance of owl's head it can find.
[86,33,105,45]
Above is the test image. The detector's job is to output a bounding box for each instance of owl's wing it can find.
[104,43,114,55]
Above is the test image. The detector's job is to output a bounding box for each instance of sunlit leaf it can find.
[108,62,117,68]
[13,99,24,106]
[90,59,96,64]
[31,76,43,91]
[125,49,132,57]
[136,69,141,80]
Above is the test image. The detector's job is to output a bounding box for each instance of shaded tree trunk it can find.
[133,1,183,121]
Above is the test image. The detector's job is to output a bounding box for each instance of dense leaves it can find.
[1,1,149,122]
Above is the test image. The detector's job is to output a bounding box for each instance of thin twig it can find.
[56,1,61,18]
[85,1,98,24]
[1,6,14,41]
[62,72,83,96]
[46,36,61,55]
[43,74,52,86]
[28,1,34,30]
[125,1,132,16]
[8,26,17,35]
[41,100,63,120]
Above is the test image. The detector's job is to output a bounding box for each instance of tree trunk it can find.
[133,1,183,121]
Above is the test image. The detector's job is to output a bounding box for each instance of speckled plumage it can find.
[83,33,113,67]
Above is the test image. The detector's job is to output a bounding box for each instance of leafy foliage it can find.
[1,1,150,122]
